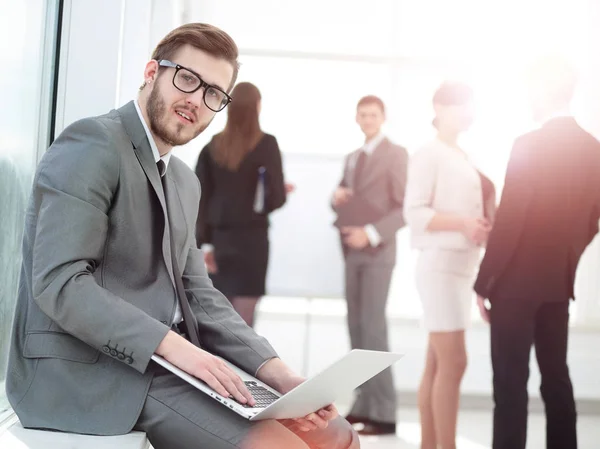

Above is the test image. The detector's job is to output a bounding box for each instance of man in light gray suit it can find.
[332,96,408,436]
[6,23,358,449]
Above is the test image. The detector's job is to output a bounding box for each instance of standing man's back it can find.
[474,54,600,449]
[482,118,600,302]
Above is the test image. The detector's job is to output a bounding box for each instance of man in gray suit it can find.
[6,23,358,449]
[332,96,408,436]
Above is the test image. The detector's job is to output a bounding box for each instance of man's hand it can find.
[256,358,339,432]
[204,250,218,274]
[332,187,353,207]
[477,295,490,323]
[285,183,296,194]
[156,331,255,406]
[341,226,369,249]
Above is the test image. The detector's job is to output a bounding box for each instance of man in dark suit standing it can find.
[332,96,408,436]
[474,55,600,449]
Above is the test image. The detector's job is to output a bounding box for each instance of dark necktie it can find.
[353,150,367,188]
[158,160,201,348]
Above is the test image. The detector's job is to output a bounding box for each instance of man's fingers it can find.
[293,418,318,432]
[215,367,252,405]
[215,370,245,404]
[318,404,338,420]
[226,368,255,406]
[304,413,328,429]
[200,371,229,398]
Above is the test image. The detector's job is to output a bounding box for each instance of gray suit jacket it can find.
[6,101,277,435]
[334,138,408,265]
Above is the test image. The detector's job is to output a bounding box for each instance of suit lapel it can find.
[356,138,389,191]
[118,101,175,284]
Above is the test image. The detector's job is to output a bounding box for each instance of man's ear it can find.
[143,60,160,85]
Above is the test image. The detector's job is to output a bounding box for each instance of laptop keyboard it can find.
[229,381,280,408]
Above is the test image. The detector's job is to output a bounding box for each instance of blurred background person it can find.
[404,82,496,449]
[331,95,408,436]
[195,82,293,328]
[474,54,600,449]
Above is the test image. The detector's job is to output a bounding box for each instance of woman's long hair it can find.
[211,82,264,171]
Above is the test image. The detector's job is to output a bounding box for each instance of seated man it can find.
[5,22,358,449]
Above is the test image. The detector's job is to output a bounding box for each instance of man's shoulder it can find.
[57,109,126,143]
[384,138,407,154]
[515,118,600,158]
[170,156,200,188]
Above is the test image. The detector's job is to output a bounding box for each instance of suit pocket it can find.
[23,331,100,364]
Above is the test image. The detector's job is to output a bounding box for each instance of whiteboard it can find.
[266,153,346,298]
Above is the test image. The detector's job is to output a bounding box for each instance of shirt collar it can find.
[361,132,386,154]
[134,99,172,175]
[541,107,572,126]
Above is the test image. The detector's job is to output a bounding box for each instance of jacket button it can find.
[125,357,134,364]
[102,346,110,353]
[117,353,125,360]
[161,320,168,325]
[110,349,118,357]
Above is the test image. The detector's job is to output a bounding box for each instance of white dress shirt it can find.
[404,138,484,251]
[134,100,182,324]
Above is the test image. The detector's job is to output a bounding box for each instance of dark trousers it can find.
[490,298,577,449]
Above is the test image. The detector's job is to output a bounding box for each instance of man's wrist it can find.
[155,330,178,358]
[255,357,296,391]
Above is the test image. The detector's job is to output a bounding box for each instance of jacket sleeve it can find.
[264,135,287,214]
[403,147,438,234]
[331,154,350,212]
[183,232,278,375]
[372,146,409,242]
[474,138,532,298]
[31,118,170,374]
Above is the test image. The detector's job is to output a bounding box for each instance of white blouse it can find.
[404,139,485,251]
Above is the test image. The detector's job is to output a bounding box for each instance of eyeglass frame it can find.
[156,59,232,112]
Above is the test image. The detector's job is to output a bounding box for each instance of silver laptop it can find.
[151,349,402,421]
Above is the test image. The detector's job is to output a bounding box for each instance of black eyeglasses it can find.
[157,60,232,112]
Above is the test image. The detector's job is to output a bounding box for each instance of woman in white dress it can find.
[404,82,496,449]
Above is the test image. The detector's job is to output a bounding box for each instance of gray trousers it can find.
[134,367,359,449]
[345,259,397,423]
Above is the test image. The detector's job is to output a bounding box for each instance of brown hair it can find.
[211,82,264,171]
[357,95,385,114]
[141,23,240,91]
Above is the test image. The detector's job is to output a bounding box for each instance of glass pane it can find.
[0,0,58,419]
[178,54,393,166]
[189,0,395,56]
[239,55,392,155]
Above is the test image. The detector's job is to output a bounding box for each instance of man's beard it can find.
[146,87,209,147]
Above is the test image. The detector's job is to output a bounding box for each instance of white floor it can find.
[349,407,599,449]
[256,297,600,447]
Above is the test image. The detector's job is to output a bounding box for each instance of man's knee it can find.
[241,420,307,449]
[307,417,360,449]
[340,419,361,449]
